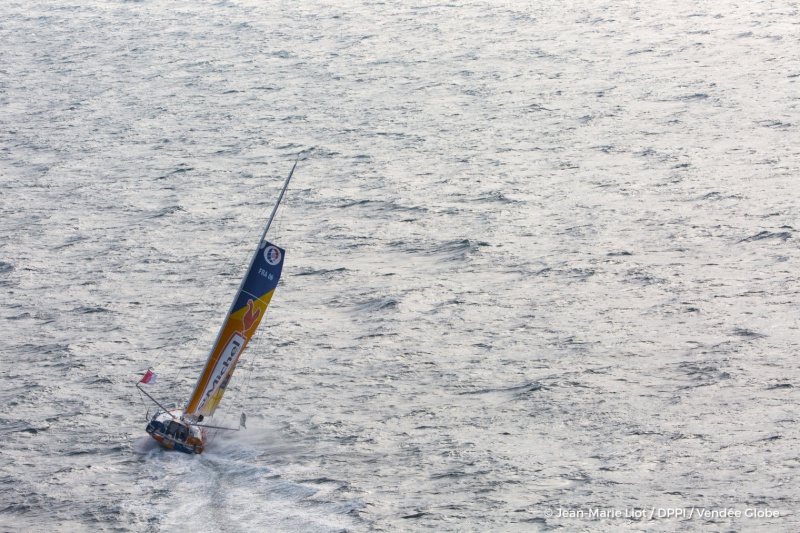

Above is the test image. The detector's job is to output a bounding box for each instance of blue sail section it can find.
[234,241,285,309]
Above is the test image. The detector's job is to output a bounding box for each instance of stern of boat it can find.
[145,410,205,454]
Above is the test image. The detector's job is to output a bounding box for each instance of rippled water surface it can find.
[2,1,799,531]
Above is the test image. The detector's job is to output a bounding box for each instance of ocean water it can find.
[1,1,799,531]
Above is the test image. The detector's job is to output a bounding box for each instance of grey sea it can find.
[2,1,799,531]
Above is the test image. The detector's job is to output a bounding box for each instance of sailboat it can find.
[136,162,297,454]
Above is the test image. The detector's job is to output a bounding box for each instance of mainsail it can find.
[183,161,296,422]
[184,241,285,419]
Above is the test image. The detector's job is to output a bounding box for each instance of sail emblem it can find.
[264,245,282,265]
[243,299,261,332]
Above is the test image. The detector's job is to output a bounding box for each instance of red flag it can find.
[139,369,157,385]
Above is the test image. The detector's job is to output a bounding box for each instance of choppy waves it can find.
[2,1,800,531]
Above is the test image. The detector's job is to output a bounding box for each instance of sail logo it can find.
[200,332,247,407]
[264,245,282,265]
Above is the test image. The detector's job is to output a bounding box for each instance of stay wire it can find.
[206,329,264,447]
[204,177,295,441]
[141,175,288,388]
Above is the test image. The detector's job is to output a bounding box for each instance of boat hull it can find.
[145,411,205,454]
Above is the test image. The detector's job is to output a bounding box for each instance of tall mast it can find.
[184,161,297,415]
[220,159,297,321]
[261,159,297,241]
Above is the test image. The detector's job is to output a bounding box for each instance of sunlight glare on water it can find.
[1,0,799,531]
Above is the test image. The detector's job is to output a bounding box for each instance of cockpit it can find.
[165,420,190,442]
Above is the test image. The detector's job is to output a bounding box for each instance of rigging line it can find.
[211,325,263,437]
[144,173,286,375]
[271,155,300,245]
[186,161,297,416]
[237,327,263,416]
[208,344,259,449]
[276,179,290,242]
[224,167,296,422]
[136,386,149,421]
[203,207,278,445]
[277,181,291,242]
[205,274,268,448]
[209,179,290,435]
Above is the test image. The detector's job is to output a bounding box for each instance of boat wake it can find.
[131,436,160,455]
[126,426,362,532]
